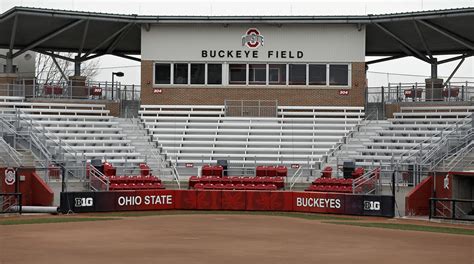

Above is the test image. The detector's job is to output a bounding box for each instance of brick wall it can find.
[141,61,366,106]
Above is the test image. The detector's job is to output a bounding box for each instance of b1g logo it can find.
[364,201,380,211]
[75,197,93,207]
[242,28,264,49]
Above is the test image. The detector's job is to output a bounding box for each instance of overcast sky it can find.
[1,0,473,86]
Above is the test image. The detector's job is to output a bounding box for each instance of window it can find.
[207,64,222,85]
[289,64,306,85]
[329,65,349,86]
[229,64,246,85]
[249,64,266,85]
[309,64,326,85]
[154,63,171,84]
[269,64,286,85]
[190,64,205,84]
[174,63,188,84]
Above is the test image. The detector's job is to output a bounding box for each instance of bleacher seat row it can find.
[0,97,144,169]
[189,176,285,189]
[139,105,364,168]
[351,105,473,167]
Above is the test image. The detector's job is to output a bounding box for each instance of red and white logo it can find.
[242,28,264,49]
[4,168,15,186]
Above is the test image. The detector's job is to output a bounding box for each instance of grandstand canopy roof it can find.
[0,6,473,61]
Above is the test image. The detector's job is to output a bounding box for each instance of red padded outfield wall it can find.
[61,190,394,217]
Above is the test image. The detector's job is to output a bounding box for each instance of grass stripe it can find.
[323,221,474,236]
[0,217,119,226]
[92,210,359,221]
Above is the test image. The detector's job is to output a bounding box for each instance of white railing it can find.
[289,166,303,190]
[352,167,380,194]
[0,137,22,167]
[89,165,109,191]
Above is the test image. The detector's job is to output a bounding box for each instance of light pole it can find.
[111,72,124,99]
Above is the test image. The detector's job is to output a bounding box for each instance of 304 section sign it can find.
[4,168,15,186]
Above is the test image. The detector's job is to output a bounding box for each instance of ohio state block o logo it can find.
[4,168,15,186]
[242,28,264,49]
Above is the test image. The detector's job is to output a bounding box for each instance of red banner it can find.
[114,190,175,211]
[175,190,197,210]
[196,190,221,210]
[292,192,344,214]
[246,191,271,211]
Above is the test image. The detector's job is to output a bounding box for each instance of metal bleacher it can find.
[0,96,144,171]
[350,105,473,168]
[139,104,364,170]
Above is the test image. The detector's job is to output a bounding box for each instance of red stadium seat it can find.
[321,166,332,178]
[202,165,213,176]
[276,166,288,177]
[256,166,267,177]
[266,166,277,177]
[139,163,150,176]
[212,165,224,177]
[194,183,204,189]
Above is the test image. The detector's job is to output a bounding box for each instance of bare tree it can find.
[35,52,100,83]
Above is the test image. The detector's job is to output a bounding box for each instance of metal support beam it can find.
[0,54,6,59]
[443,57,465,86]
[78,20,89,56]
[111,53,141,62]
[81,53,105,62]
[413,20,433,59]
[51,54,68,81]
[33,50,76,62]
[9,15,18,52]
[374,22,430,62]
[106,23,133,54]
[74,55,81,76]
[12,19,84,58]
[366,55,406,65]
[418,20,474,50]
[431,58,438,79]
[438,53,473,64]
[5,52,14,73]
[81,23,132,58]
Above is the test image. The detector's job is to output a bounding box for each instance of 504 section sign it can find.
[4,168,15,186]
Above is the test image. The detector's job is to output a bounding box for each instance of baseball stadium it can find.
[0,4,473,263]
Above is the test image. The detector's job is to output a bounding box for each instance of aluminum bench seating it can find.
[359,148,418,155]
[377,130,441,136]
[386,124,457,130]
[350,155,405,161]
[19,108,109,115]
[70,146,135,152]
[148,127,349,134]
[65,152,142,158]
[140,116,362,124]
[0,102,106,110]
[161,146,329,153]
[388,118,467,124]
[173,159,319,166]
[35,126,122,133]
[400,106,474,112]
[20,114,113,121]
[0,96,25,102]
[46,139,132,145]
[44,133,127,139]
[165,153,323,159]
[32,120,118,127]
[363,142,432,149]
[144,122,356,129]
[371,136,439,143]
[157,140,335,148]
[394,112,471,118]
[152,134,342,141]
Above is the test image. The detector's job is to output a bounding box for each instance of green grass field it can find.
[324,221,474,236]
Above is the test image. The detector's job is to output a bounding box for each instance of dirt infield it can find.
[1,214,473,264]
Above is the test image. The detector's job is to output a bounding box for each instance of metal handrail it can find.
[396,115,472,166]
[0,137,22,167]
[440,138,474,171]
[289,166,303,190]
[322,108,377,165]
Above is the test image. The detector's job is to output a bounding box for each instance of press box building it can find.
[140,23,367,106]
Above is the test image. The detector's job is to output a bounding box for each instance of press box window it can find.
[269,64,286,85]
[154,63,171,84]
[207,64,222,85]
[190,64,205,85]
[229,64,246,85]
[329,65,349,86]
[249,64,266,85]
[289,64,306,85]
[174,63,188,84]
[309,64,326,85]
